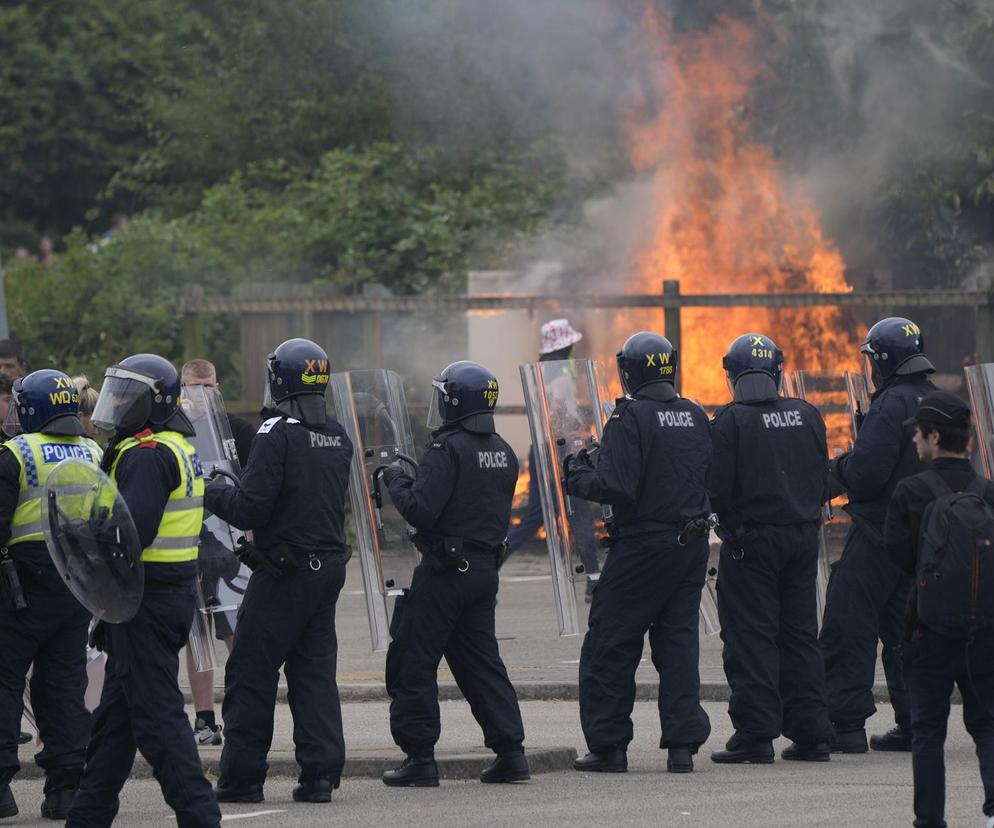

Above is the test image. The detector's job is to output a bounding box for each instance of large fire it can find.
[625,11,860,404]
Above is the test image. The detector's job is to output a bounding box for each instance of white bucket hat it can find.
[540,319,583,355]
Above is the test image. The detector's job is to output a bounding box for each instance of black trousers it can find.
[909,632,994,828]
[579,532,711,753]
[67,586,220,828]
[819,520,912,730]
[0,560,89,787]
[717,523,832,744]
[219,556,346,786]
[386,552,524,756]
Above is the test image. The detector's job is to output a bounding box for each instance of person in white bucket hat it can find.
[508,320,600,601]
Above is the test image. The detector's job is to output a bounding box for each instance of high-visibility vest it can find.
[110,429,204,564]
[6,432,103,546]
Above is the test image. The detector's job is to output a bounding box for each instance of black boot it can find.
[573,748,627,773]
[0,785,17,819]
[870,726,912,752]
[292,777,337,803]
[214,778,264,803]
[480,751,530,784]
[382,754,439,788]
[710,736,774,765]
[41,767,81,820]
[781,741,831,762]
[666,746,694,773]
[831,727,868,754]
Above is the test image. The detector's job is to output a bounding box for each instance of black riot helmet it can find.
[91,354,193,435]
[3,369,85,437]
[427,361,499,434]
[266,338,330,427]
[860,317,934,385]
[616,331,677,395]
[723,333,784,400]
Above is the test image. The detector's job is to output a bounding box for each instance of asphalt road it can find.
[7,700,989,827]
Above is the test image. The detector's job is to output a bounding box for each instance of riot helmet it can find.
[266,338,329,427]
[723,333,783,400]
[91,354,192,435]
[616,331,677,395]
[427,361,499,433]
[860,317,934,387]
[3,369,85,437]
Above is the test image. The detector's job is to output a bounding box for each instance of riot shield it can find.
[182,384,248,639]
[782,370,832,626]
[520,359,610,637]
[843,370,870,443]
[329,370,420,652]
[43,458,143,623]
[965,364,994,480]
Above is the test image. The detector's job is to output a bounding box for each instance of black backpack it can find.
[916,472,994,636]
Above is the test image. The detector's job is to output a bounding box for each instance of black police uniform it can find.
[207,412,352,794]
[566,381,712,757]
[68,438,222,828]
[820,372,936,739]
[710,391,833,753]
[384,424,525,762]
[886,456,994,827]
[0,451,90,809]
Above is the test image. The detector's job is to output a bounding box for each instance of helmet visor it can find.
[616,352,632,396]
[860,349,879,393]
[426,379,447,431]
[3,402,21,437]
[91,369,154,433]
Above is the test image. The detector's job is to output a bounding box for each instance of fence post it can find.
[663,280,682,392]
[977,275,994,364]
[183,284,205,360]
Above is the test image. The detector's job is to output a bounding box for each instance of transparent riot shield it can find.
[329,370,420,652]
[783,370,831,627]
[182,384,248,641]
[520,359,609,637]
[965,364,994,480]
[43,458,143,623]
[844,370,871,443]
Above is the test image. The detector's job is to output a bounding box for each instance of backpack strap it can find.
[919,470,954,501]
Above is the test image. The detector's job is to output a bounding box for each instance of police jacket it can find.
[386,423,518,550]
[206,415,352,555]
[0,432,101,568]
[102,428,201,587]
[884,457,994,577]
[832,373,936,526]
[710,393,828,530]
[566,382,711,533]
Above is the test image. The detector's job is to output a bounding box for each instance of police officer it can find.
[209,339,352,805]
[565,332,712,774]
[0,371,101,819]
[381,361,528,787]
[67,354,221,828]
[820,317,937,753]
[885,391,994,828]
[708,334,834,764]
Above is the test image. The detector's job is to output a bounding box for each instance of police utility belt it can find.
[235,538,329,578]
[410,531,505,572]
[608,515,716,548]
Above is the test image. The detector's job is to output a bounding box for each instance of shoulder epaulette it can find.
[134,428,158,449]
[609,396,633,420]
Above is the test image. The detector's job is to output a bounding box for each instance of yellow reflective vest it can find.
[110,430,204,564]
[6,432,103,546]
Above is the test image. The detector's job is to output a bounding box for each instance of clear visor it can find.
[91,374,153,432]
[3,403,21,437]
[860,347,879,392]
[426,380,447,431]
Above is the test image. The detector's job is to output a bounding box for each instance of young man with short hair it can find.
[884,390,994,828]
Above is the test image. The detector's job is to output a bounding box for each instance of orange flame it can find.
[626,11,859,405]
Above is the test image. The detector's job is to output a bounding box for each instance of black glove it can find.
[235,537,262,572]
[88,620,108,653]
[381,459,408,487]
[828,454,849,499]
